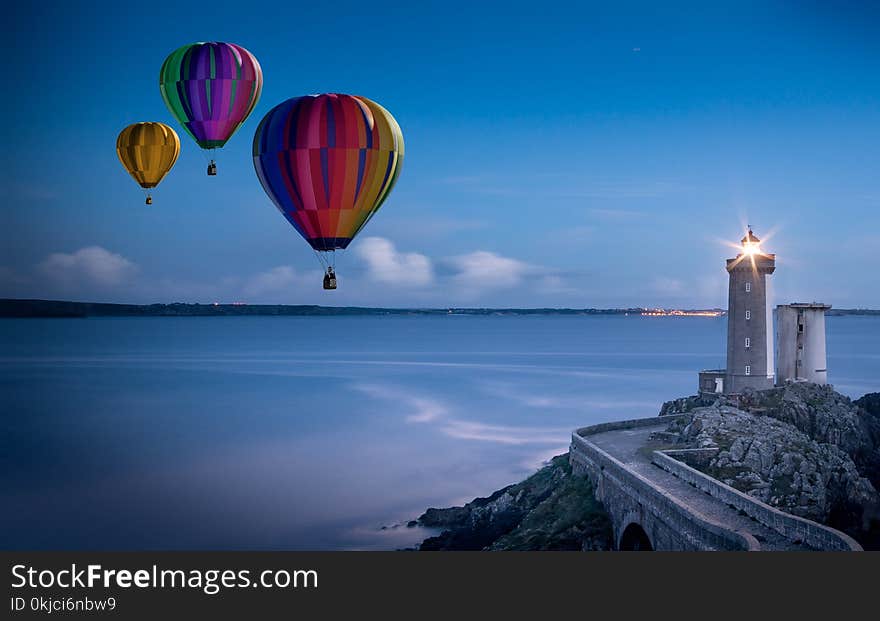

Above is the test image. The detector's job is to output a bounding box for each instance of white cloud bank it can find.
[2,239,577,306]
[355,237,434,286]
[242,266,313,298]
[448,251,534,290]
[39,246,137,288]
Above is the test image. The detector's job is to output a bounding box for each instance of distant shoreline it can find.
[1,299,877,318]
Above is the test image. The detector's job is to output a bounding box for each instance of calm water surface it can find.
[1,315,878,549]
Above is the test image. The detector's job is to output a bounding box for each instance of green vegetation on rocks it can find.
[417,455,613,551]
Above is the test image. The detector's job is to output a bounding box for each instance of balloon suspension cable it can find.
[312,249,329,270]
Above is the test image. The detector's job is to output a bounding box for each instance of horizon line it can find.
[3,298,878,313]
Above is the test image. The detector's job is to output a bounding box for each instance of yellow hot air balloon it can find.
[116,122,180,204]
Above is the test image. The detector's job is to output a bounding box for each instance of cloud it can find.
[448,251,534,289]
[242,266,312,298]
[10,240,599,307]
[355,237,434,286]
[39,246,136,288]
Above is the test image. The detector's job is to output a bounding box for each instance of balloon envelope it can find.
[159,42,263,149]
[252,94,404,251]
[116,122,180,188]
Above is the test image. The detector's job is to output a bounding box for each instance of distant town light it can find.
[641,309,724,317]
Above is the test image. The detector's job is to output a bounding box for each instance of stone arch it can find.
[619,522,653,551]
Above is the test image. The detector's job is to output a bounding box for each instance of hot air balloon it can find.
[116,122,180,205]
[252,94,405,290]
[159,42,262,176]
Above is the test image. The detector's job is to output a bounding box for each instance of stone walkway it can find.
[588,424,812,551]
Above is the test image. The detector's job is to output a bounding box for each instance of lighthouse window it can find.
[745,282,751,293]
[745,365,751,375]
[745,310,751,320]
[745,337,751,349]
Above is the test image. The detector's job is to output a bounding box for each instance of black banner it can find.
[2,551,877,619]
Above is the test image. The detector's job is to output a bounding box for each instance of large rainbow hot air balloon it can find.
[116,122,180,204]
[159,42,262,176]
[252,94,405,290]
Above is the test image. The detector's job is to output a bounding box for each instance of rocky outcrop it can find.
[738,384,880,489]
[669,405,878,524]
[660,384,880,548]
[417,454,613,551]
[658,394,715,417]
[662,384,880,494]
[855,392,880,417]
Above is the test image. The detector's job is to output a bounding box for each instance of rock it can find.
[740,383,880,491]
[418,505,471,529]
[854,393,880,485]
[416,454,613,551]
[855,393,880,417]
[664,391,880,539]
[659,394,716,417]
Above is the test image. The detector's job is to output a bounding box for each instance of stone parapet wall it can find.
[571,417,758,551]
[652,450,862,551]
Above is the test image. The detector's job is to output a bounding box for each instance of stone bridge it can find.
[569,415,862,551]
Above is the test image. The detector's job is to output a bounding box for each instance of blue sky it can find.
[2,1,879,307]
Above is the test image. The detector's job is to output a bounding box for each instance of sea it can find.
[1,314,878,550]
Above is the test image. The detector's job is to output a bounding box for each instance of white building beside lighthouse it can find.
[775,303,830,385]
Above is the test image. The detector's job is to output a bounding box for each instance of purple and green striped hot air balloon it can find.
[159,42,263,175]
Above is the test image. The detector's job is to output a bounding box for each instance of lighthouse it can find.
[724,228,776,392]
[697,228,832,397]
